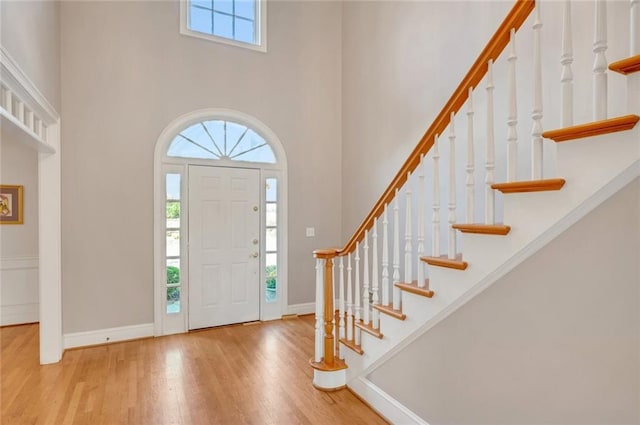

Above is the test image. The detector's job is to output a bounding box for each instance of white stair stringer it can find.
[344,127,640,404]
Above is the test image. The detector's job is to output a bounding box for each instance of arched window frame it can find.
[154,108,287,336]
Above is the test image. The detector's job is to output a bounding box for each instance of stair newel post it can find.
[362,230,370,326]
[432,135,441,254]
[346,253,353,342]
[354,242,361,346]
[371,219,380,329]
[593,0,608,120]
[531,2,544,180]
[485,59,496,225]
[314,257,324,363]
[466,87,475,224]
[507,27,519,182]
[338,256,345,341]
[633,0,640,55]
[392,189,401,311]
[404,172,414,282]
[561,0,574,127]
[381,205,390,306]
[448,112,457,260]
[417,154,426,288]
[317,249,338,366]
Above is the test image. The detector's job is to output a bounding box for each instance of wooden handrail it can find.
[337,0,535,256]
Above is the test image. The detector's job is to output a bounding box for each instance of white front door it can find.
[188,165,260,330]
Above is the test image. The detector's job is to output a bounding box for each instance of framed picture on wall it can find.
[0,185,24,225]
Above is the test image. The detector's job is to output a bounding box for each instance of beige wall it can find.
[60,1,342,332]
[369,178,640,425]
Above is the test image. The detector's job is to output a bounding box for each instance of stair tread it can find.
[542,115,640,142]
[339,338,364,355]
[354,320,383,339]
[394,281,435,298]
[452,223,511,235]
[372,303,407,320]
[492,178,566,193]
[609,55,640,75]
[420,254,468,270]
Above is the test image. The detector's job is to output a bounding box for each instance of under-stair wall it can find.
[368,177,639,424]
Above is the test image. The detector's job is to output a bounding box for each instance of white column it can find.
[632,0,640,55]
[507,28,518,182]
[561,0,574,127]
[417,155,426,288]
[354,242,361,345]
[381,205,390,306]
[314,258,324,362]
[531,3,544,180]
[448,112,457,260]
[485,60,496,225]
[339,256,345,340]
[466,88,475,223]
[404,173,413,281]
[346,253,353,341]
[371,219,380,329]
[432,135,441,254]
[392,190,401,310]
[593,0,608,121]
[362,230,370,326]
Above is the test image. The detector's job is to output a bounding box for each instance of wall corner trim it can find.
[63,323,154,350]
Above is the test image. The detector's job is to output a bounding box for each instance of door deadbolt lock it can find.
[252,239,259,245]
[250,252,259,258]
[253,206,258,211]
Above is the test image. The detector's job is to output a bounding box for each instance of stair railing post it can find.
[381,205,390,306]
[362,230,370,326]
[507,28,519,182]
[314,257,324,363]
[561,0,574,127]
[531,2,544,180]
[371,218,380,329]
[338,256,345,341]
[346,253,353,342]
[354,242,361,345]
[593,0,608,121]
[392,190,401,311]
[466,88,475,224]
[417,155,426,288]
[432,135,441,253]
[448,112,457,260]
[322,250,338,366]
[404,172,414,280]
[485,60,496,225]
[632,0,640,55]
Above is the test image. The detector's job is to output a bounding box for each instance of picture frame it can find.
[0,185,24,225]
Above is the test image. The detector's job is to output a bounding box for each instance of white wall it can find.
[368,178,640,425]
[60,0,342,333]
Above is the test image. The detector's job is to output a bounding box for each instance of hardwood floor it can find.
[1,316,388,425]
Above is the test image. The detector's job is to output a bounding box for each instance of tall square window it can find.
[181,0,266,52]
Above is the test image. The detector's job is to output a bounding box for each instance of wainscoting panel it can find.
[0,256,39,326]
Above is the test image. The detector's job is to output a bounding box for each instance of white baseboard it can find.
[287,299,340,316]
[1,303,39,326]
[63,323,154,349]
[349,377,430,425]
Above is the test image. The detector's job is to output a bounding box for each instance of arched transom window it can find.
[168,120,276,163]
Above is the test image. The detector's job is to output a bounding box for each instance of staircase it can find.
[310,0,640,421]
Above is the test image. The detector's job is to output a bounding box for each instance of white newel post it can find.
[561,0,574,127]
[362,230,370,326]
[346,253,353,341]
[632,0,640,55]
[448,113,457,260]
[531,2,544,180]
[354,242,361,345]
[485,60,496,225]
[381,205,390,306]
[432,135,441,253]
[466,88,475,223]
[417,155,426,288]
[314,258,324,362]
[593,0,608,121]
[371,219,380,329]
[338,256,345,340]
[507,28,519,182]
[392,190,401,311]
[404,173,413,282]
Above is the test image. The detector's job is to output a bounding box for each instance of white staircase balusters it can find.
[371,218,380,329]
[432,135,441,254]
[561,0,574,127]
[16,100,25,124]
[486,60,496,225]
[466,88,475,224]
[314,258,324,362]
[339,256,345,340]
[417,155,426,288]
[404,172,414,280]
[381,205,390,306]
[362,230,370,326]
[531,2,544,180]
[392,189,401,311]
[507,28,519,182]
[346,252,353,342]
[632,0,639,55]
[3,88,13,115]
[448,113,457,260]
[354,242,361,345]
[593,0,608,121]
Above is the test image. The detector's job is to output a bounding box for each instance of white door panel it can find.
[189,165,260,329]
